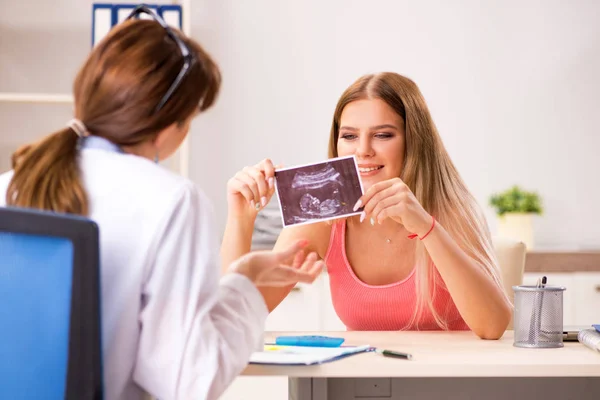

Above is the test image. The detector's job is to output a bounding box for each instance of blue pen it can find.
[275,335,345,347]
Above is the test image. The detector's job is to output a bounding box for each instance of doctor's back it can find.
[1,138,226,399]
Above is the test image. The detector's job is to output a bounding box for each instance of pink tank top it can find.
[324,221,469,331]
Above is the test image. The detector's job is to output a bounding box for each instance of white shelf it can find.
[1,0,192,178]
[0,93,73,104]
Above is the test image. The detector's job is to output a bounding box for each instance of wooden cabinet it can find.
[264,275,325,332]
[261,273,346,332]
[572,272,600,325]
[522,272,600,327]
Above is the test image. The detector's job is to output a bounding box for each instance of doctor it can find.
[0,7,323,400]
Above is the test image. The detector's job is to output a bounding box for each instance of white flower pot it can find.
[497,213,534,250]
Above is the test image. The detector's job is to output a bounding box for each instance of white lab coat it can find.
[0,147,268,400]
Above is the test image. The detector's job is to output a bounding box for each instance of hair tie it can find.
[66,118,90,137]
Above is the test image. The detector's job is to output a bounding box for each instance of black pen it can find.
[375,348,412,360]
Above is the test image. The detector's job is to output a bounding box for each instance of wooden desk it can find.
[243,331,600,400]
[526,250,600,272]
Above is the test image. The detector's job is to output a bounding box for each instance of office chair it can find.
[492,235,527,330]
[0,207,103,399]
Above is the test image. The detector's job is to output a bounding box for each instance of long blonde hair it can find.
[328,72,508,329]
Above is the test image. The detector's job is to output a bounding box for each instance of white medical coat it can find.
[0,147,268,400]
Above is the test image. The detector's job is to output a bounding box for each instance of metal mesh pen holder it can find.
[512,284,566,348]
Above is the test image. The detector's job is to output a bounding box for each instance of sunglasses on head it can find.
[125,5,196,112]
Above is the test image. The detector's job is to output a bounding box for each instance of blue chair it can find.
[0,207,103,399]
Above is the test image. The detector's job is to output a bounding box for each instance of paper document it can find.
[578,329,600,353]
[274,155,364,228]
[250,344,372,366]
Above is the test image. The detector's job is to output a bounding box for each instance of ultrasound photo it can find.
[274,155,364,227]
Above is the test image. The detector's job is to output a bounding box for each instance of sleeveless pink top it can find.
[324,221,469,331]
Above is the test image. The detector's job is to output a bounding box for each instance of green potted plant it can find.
[489,186,543,249]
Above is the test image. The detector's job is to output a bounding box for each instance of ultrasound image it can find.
[274,157,363,227]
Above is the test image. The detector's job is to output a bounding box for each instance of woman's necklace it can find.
[367,217,395,244]
[357,216,402,244]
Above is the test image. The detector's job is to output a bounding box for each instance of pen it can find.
[375,348,412,360]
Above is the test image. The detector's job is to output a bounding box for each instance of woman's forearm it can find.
[220,214,256,274]
[423,221,512,339]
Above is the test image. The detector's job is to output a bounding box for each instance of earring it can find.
[154,151,159,164]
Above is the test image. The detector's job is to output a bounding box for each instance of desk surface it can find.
[243,331,600,378]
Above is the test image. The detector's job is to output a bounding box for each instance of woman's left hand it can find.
[353,178,433,237]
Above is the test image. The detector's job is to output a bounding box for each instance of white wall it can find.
[188,0,600,249]
[1,0,599,249]
[0,0,117,171]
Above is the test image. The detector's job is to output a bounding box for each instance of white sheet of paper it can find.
[249,345,372,365]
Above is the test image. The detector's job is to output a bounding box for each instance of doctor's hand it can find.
[353,177,433,238]
[229,239,324,287]
[227,158,278,218]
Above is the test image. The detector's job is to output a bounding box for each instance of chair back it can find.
[0,207,103,399]
[492,235,527,329]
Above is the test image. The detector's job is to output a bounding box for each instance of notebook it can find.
[578,329,600,353]
[249,344,372,366]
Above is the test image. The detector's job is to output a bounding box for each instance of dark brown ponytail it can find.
[7,128,87,215]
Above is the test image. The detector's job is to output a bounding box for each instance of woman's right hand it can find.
[229,239,324,287]
[227,158,277,218]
